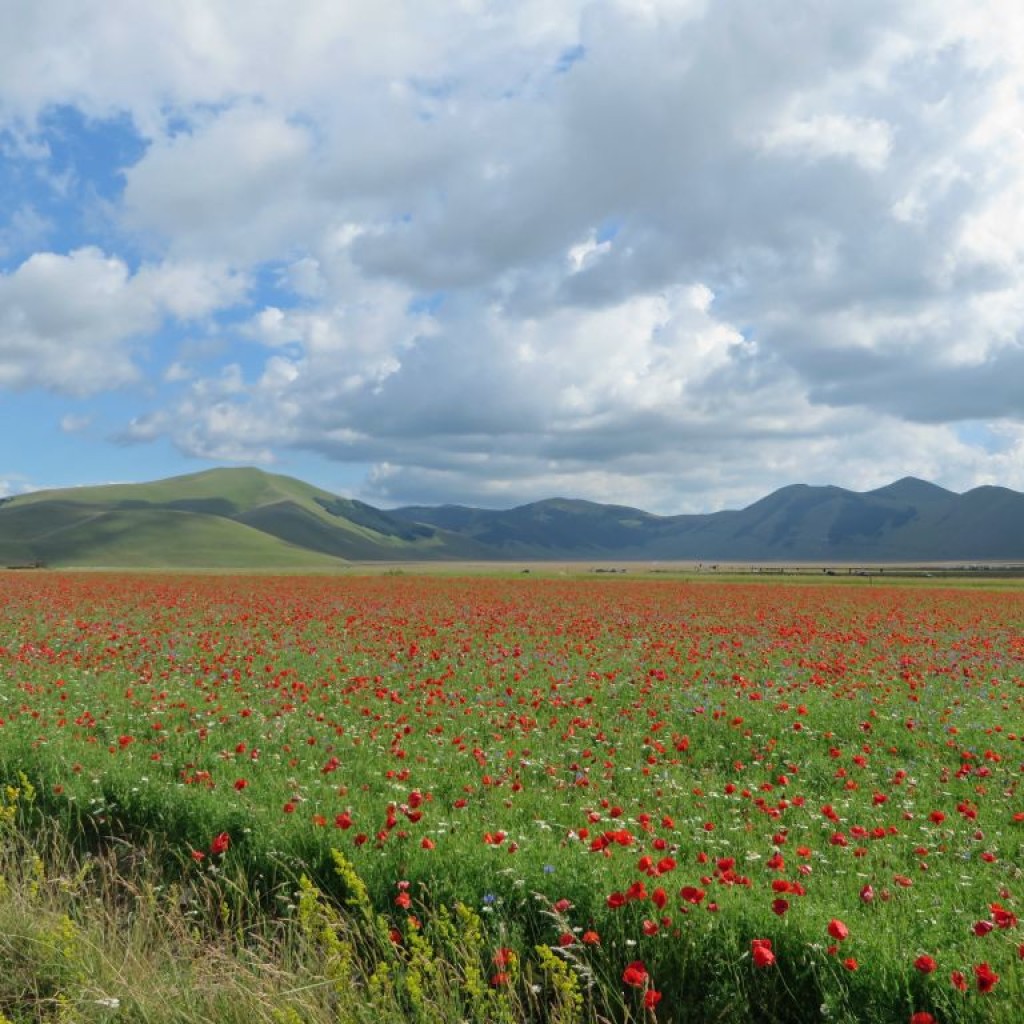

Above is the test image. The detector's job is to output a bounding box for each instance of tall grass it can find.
[0,782,602,1024]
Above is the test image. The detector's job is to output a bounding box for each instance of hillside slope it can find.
[0,468,484,567]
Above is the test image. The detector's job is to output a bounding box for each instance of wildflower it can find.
[827,919,849,941]
[974,962,999,993]
[210,832,230,856]
[622,960,649,988]
[493,948,515,969]
[989,903,1017,929]
[679,885,705,904]
[914,955,937,974]
[751,938,775,968]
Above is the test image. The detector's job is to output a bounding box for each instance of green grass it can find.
[24,508,344,569]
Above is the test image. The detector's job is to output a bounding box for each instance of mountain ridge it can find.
[2,469,1023,567]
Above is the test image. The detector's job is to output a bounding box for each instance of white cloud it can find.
[760,114,893,171]
[4,1,1024,510]
[0,247,247,395]
[0,248,148,394]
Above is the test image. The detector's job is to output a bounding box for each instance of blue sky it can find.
[2,1,1024,513]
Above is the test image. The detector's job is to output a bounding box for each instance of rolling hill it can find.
[2,469,1023,567]
[0,467,486,568]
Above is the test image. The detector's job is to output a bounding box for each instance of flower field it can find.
[1,572,1022,1023]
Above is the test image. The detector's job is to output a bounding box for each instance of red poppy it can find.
[622,960,649,988]
[493,947,515,969]
[827,919,849,941]
[210,831,230,856]
[914,955,937,974]
[974,962,999,993]
[989,903,1017,929]
[679,885,705,904]
[751,938,775,968]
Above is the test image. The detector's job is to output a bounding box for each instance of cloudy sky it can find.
[2,0,1024,513]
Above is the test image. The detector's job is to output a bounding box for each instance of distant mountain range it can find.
[1,467,1022,568]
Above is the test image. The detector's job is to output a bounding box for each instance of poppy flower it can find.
[493,948,515,969]
[914,955,937,974]
[622,960,649,988]
[827,919,849,941]
[679,885,705,904]
[974,962,999,993]
[752,938,775,968]
[210,832,230,856]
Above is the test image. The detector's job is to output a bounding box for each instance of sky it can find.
[2,0,1024,514]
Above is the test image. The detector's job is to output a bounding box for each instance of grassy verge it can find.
[0,782,598,1024]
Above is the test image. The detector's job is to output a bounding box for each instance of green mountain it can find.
[2,469,1022,567]
[0,467,484,568]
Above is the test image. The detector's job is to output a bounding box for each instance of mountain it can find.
[392,476,1024,562]
[1,469,1022,567]
[0,467,486,568]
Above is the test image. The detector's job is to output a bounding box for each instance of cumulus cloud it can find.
[0,247,246,395]
[3,0,1024,509]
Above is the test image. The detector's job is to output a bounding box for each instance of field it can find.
[1,572,1022,1023]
